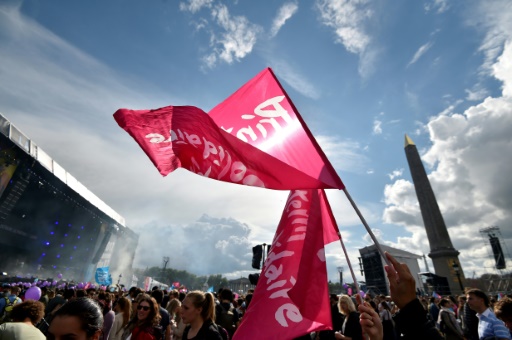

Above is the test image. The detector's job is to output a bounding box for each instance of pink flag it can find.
[233,189,334,340]
[209,68,344,190]
[114,106,334,190]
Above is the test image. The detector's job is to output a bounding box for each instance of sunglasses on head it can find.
[137,305,150,311]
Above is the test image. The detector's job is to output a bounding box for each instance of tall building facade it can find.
[404,135,465,294]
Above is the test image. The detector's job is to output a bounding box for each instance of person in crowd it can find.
[466,288,510,340]
[166,298,184,340]
[47,289,56,302]
[244,293,253,311]
[456,296,466,328]
[378,301,395,340]
[215,288,239,339]
[438,298,464,339]
[44,288,75,317]
[448,296,458,316]
[97,292,115,340]
[122,294,162,340]
[319,294,343,340]
[462,288,480,340]
[39,287,49,307]
[151,289,171,340]
[428,296,440,324]
[77,289,87,298]
[111,296,131,340]
[359,252,444,340]
[47,297,103,340]
[0,286,22,322]
[181,291,222,340]
[334,295,362,340]
[0,299,45,339]
[494,296,512,333]
[161,291,171,312]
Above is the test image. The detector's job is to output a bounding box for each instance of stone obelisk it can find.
[404,135,465,294]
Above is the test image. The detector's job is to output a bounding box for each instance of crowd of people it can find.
[0,252,510,340]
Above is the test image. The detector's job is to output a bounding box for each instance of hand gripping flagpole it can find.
[342,188,392,268]
[338,232,360,294]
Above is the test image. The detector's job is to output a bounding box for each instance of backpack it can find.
[0,297,18,323]
[216,304,236,339]
[213,323,230,340]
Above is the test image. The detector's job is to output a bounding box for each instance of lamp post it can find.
[337,266,344,285]
[452,261,464,292]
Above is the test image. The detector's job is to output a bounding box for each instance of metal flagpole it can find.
[343,187,392,267]
[338,232,360,293]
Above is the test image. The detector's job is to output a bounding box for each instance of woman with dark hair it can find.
[47,297,104,340]
[97,292,115,340]
[111,297,131,340]
[121,294,161,340]
[0,299,45,339]
[438,298,464,340]
[379,301,396,340]
[181,291,222,340]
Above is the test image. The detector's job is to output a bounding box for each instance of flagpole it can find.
[338,233,360,294]
[342,188,392,267]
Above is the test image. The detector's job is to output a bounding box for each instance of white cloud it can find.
[0,5,290,279]
[387,168,404,180]
[407,41,434,67]
[383,38,512,277]
[466,0,512,76]
[437,99,463,116]
[270,2,298,38]
[270,61,320,99]
[179,0,213,13]
[372,119,382,135]
[424,0,450,14]
[202,4,262,68]
[465,86,489,101]
[315,0,375,78]
[316,135,370,174]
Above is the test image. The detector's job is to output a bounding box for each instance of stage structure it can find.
[359,244,422,296]
[479,226,511,293]
[0,113,138,284]
[404,135,466,295]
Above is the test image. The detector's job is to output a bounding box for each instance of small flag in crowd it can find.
[432,291,441,299]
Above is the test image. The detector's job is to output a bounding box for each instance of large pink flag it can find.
[209,68,344,190]
[114,105,337,189]
[233,189,334,340]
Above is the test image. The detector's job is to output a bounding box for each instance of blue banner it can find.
[95,267,112,285]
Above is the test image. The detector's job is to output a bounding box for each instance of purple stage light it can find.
[55,221,59,225]
[42,253,46,256]
[50,232,54,235]
[60,244,64,248]
[56,254,61,258]
[64,234,68,237]
[70,256,73,260]
[77,236,80,239]
[53,265,56,269]
[68,224,71,227]
[81,226,84,229]
[45,242,50,246]
[73,246,77,249]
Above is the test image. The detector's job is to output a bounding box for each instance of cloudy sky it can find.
[0,0,511,284]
